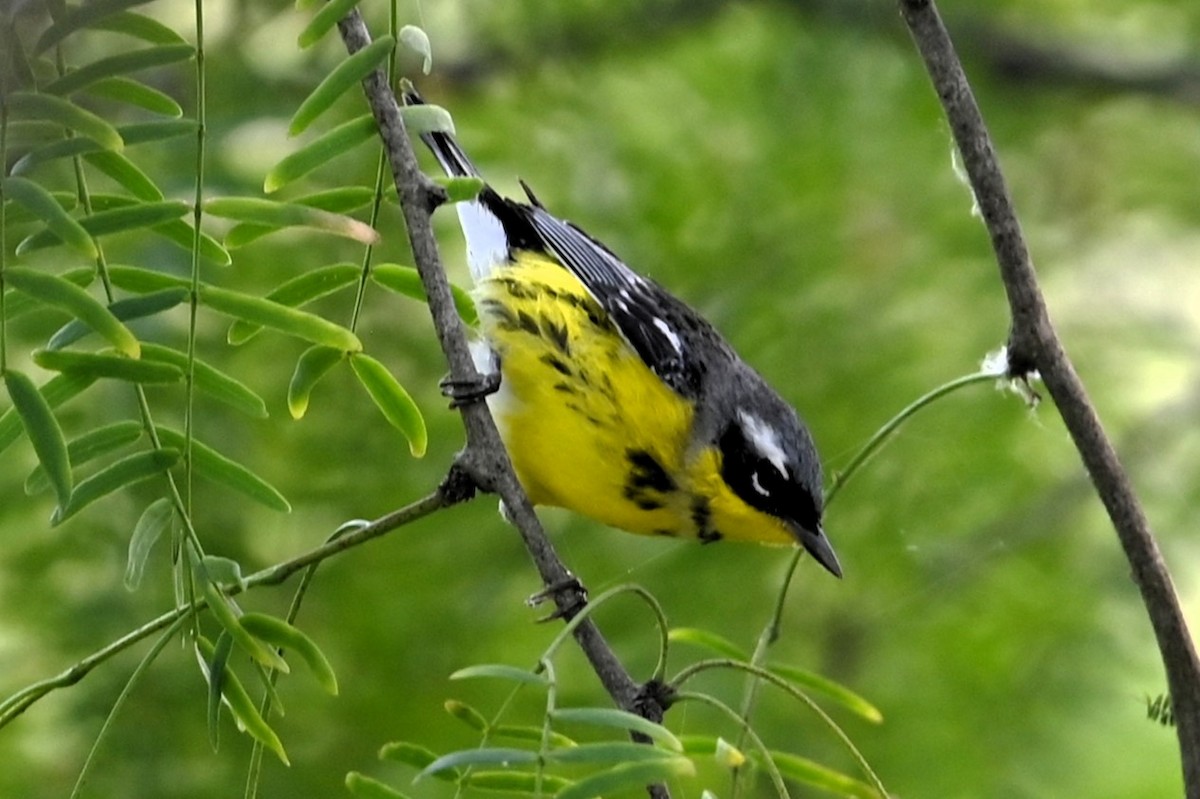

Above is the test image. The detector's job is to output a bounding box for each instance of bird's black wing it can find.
[516,203,712,398]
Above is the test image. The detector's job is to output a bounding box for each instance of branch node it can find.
[633,678,674,724]
[528,574,589,622]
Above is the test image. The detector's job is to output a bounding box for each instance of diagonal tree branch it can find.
[334,11,670,798]
[898,2,1200,796]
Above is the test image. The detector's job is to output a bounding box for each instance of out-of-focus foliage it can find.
[2,1,1198,797]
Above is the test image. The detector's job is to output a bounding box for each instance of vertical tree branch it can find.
[898,2,1200,795]
[335,12,669,797]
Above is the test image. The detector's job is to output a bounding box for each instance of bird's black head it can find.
[717,401,841,578]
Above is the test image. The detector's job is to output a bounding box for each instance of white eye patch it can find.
[737,410,789,479]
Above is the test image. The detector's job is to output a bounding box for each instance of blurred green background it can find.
[3,0,1199,796]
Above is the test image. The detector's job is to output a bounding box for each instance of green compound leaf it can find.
[2,176,96,256]
[287,345,344,419]
[290,36,393,136]
[349,353,426,457]
[199,579,290,675]
[4,267,140,358]
[16,200,190,255]
[124,496,173,590]
[4,369,72,510]
[52,448,180,526]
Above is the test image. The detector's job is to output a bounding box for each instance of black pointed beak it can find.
[790,523,842,578]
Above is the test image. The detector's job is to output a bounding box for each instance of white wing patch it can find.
[651,317,683,354]
[738,410,789,478]
[457,200,509,282]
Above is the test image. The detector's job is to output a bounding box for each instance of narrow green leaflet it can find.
[119,118,198,144]
[141,344,268,419]
[33,349,182,384]
[546,742,684,766]
[201,555,245,589]
[492,724,576,749]
[555,758,695,799]
[434,175,485,204]
[239,613,338,694]
[11,138,103,174]
[204,197,378,245]
[3,266,92,321]
[152,219,231,265]
[26,420,143,495]
[228,264,360,344]
[449,664,548,686]
[43,44,195,96]
[264,114,376,193]
[443,700,487,731]
[35,0,159,52]
[17,200,190,255]
[3,370,73,510]
[417,748,538,780]
[766,751,882,799]
[345,772,410,799]
[2,191,77,227]
[348,353,426,457]
[84,150,165,201]
[225,188,377,247]
[667,628,749,661]
[287,345,344,419]
[550,708,683,753]
[200,285,361,351]
[5,91,124,151]
[155,427,291,512]
[2,177,95,256]
[195,635,289,765]
[399,103,454,137]
[378,742,445,775]
[91,11,187,45]
[48,288,188,351]
[769,663,884,723]
[206,631,234,751]
[398,25,432,74]
[108,265,189,293]
[290,35,393,136]
[84,76,183,117]
[124,496,173,590]
[0,373,96,458]
[198,579,290,674]
[463,771,571,794]
[297,0,362,48]
[52,448,180,525]
[370,263,478,325]
[4,267,140,357]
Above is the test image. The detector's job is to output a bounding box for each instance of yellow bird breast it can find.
[474,252,796,546]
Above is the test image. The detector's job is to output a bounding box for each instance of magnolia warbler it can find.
[406,90,841,578]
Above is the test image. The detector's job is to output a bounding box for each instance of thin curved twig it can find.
[898,2,1200,795]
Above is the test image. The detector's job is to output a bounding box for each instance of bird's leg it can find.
[439,370,501,409]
